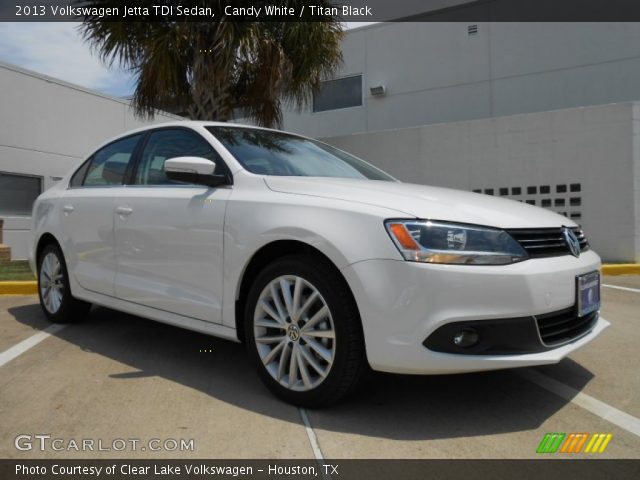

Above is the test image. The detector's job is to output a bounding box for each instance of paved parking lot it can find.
[0,276,638,459]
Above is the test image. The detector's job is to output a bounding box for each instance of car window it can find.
[207,126,395,181]
[134,129,221,185]
[69,158,91,187]
[83,134,142,187]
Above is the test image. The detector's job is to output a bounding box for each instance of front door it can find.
[113,128,230,323]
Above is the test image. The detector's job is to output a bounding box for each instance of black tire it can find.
[37,243,91,323]
[244,254,368,407]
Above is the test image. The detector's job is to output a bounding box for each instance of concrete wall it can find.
[322,102,639,263]
[283,22,640,138]
[0,62,180,259]
[632,104,640,264]
[280,21,640,262]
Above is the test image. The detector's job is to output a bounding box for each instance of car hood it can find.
[264,177,575,229]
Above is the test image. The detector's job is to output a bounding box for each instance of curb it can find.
[601,264,640,276]
[0,281,37,295]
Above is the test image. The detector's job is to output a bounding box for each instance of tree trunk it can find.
[187,77,233,121]
[188,27,235,121]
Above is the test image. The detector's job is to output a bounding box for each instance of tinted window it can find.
[208,126,394,181]
[84,134,142,186]
[313,75,362,112]
[69,159,91,187]
[135,129,221,185]
[0,172,42,216]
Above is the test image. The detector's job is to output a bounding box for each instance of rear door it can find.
[62,133,143,295]
[113,128,231,323]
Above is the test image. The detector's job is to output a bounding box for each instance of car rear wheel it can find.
[245,254,367,407]
[38,243,91,323]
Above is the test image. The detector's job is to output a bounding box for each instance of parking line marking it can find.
[518,369,640,438]
[0,324,67,368]
[602,284,640,294]
[299,408,325,461]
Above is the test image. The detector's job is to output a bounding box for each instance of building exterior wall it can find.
[322,102,639,263]
[0,62,180,259]
[632,104,640,264]
[279,21,640,263]
[283,22,640,138]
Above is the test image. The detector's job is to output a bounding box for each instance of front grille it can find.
[535,308,598,346]
[507,227,589,258]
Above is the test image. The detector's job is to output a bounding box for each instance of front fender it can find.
[220,188,404,329]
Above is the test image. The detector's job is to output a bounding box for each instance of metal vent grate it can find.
[471,183,583,220]
[467,24,478,35]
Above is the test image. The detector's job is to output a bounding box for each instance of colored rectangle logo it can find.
[537,433,612,454]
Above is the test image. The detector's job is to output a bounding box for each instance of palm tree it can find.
[78,1,343,127]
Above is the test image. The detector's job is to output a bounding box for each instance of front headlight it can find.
[385,220,528,265]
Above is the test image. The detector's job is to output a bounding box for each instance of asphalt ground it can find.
[0,276,638,459]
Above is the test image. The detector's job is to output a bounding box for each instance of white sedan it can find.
[29,121,608,407]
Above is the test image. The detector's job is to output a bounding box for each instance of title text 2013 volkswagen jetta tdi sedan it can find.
[30,122,608,407]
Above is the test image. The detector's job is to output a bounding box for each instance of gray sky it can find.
[0,22,375,98]
[0,23,135,97]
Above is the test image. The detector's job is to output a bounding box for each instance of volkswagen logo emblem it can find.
[562,227,581,258]
[287,324,301,342]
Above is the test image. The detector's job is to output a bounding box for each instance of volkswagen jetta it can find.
[29,122,607,406]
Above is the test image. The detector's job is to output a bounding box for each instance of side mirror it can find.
[163,157,229,187]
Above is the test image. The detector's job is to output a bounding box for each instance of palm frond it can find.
[78,0,343,126]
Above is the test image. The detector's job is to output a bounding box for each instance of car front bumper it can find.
[341,250,609,374]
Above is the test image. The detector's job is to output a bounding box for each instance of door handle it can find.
[62,205,74,214]
[115,206,133,217]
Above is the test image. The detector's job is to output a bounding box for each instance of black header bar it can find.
[1,459,639,480]
[6,0,640,23]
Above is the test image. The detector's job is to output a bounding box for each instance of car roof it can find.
[86,120,308,159]
[119,120,291,137]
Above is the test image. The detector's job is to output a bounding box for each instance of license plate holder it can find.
[577,271,600,317]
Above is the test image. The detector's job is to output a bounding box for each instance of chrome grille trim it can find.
[507,227,589,258]
[535,308,598,347]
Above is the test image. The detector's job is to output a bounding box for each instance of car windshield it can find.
[207,126,395,181]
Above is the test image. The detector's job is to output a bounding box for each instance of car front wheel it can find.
[245,254,367,407]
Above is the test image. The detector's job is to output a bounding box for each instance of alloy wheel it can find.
[253,275,336,392]
[39,252,64,314]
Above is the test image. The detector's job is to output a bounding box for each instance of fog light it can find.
[453,328,480,348]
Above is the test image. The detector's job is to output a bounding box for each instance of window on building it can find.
[313,75,363,113]
[0,172,43,216]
